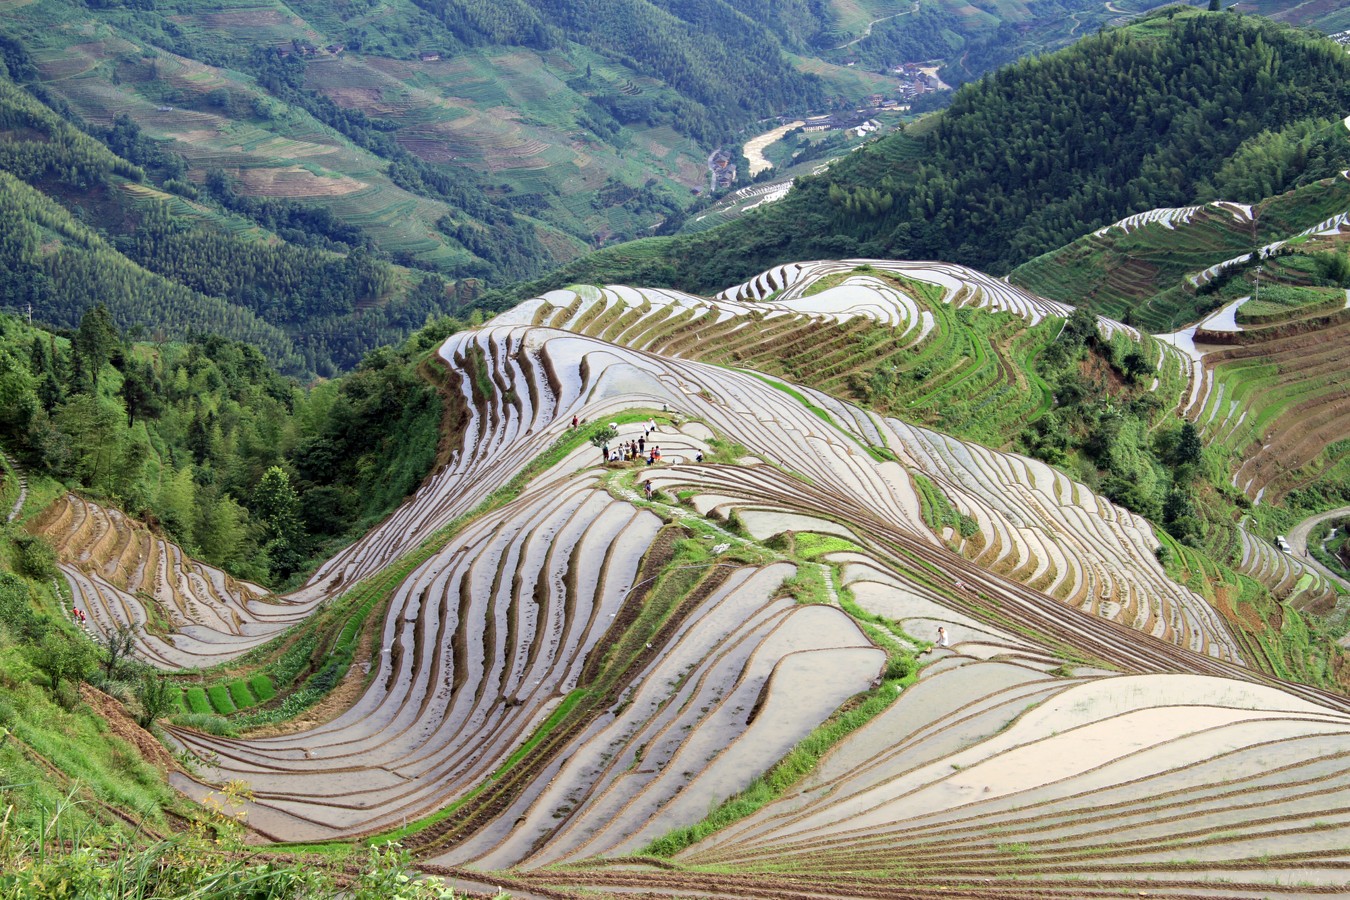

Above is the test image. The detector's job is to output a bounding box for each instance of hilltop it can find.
[6,248,1350,896]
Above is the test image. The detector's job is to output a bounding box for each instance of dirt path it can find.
[1287,506,1350,595]
[2,447,27,523]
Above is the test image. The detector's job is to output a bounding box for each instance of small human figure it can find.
[638,436,646,454]
[571,415,579,429]
[653,446,661,461]
[643,479,653,499]
[602,442,609,461]
[936,626,950,649]
[695,451,704,463]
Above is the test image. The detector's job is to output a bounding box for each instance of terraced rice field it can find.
[1013,176,1350,331]
[33,260,1350,895]
[16,32,472,265]
[1152,258,1350,509]
[30,494,321,668]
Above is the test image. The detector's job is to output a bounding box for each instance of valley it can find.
[6,6,1350,899]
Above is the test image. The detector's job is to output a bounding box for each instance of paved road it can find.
[1286,505,1350,593]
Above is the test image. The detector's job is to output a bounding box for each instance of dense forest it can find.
[497,10,1350,300]
[0,310,459,587]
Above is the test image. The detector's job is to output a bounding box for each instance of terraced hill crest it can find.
[33,258,1350,897]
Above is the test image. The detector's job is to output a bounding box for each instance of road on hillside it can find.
[1286,505,1350,593]
[831,3,918,50]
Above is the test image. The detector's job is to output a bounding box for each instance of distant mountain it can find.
[511,9,1350,300]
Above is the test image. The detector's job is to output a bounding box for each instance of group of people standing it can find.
[602,423,672,466]
[604,434,659,464]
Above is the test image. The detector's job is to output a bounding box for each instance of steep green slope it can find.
[0,0,824,277]
[0,67,476,374]
[0,310,459,588]
[1011,173,1350,329]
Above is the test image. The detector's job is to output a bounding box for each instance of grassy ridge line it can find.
[633,530,922,858]
[640,679,910,858]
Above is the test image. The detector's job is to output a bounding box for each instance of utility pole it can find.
[1254,264,1262,306]
[26,302,31,325]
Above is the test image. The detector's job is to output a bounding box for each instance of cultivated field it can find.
[31,259,1350,896]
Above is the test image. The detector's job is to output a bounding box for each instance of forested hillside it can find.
[507,9,1350,299]
[0,310,459,588]
[0,0,834,287]
[0,61,474,374]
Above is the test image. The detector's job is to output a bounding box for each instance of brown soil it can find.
[78,683,180,774]
[237,167,366,198]
[324,86,406,117]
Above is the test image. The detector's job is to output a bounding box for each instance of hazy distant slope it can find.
[507,10,1350,299]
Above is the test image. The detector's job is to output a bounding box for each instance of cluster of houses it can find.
[797,109,889,134]
[708,149,738,189]
[889,63,943,100]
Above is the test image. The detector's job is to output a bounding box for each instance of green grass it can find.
[206,684,237,715]
[248,674,276,702]
[183,687,211,715]
[0,668,179,840]
[226,679,256,709]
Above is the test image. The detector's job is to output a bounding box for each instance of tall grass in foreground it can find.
[0,789,499,899]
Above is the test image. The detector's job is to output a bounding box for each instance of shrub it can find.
[13,534,58,581]
[0,573,46,641]
[136,672,177,728]
[30,631,95,693]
